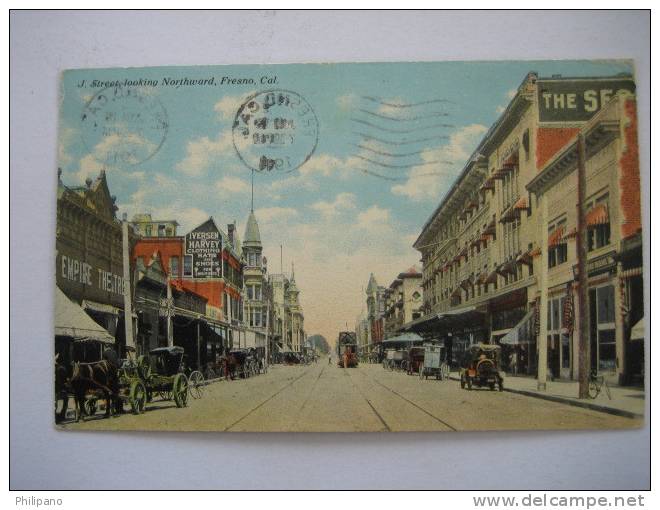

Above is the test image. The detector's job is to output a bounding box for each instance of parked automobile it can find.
[459,344,504,391]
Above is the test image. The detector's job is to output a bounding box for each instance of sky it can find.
[58,60,633,345]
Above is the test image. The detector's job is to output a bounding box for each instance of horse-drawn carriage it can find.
[337,331,358,368]
[406,346,425,375]
[383,349,408,371]
[459,344,504,391]
[419,344,450,380]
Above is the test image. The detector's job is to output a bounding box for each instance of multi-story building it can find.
[132,215,246,357]
[269,268,306,354]
[365,273,386,351]
[242,210,269,352]
[527,91,643,385]
[55,169,136,362]
[410,72,641,386]
[383,267,423,338]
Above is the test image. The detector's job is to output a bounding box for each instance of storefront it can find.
[56,170,136,356]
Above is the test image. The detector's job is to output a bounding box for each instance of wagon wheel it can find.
[84,397,98,417]
[129,380,147,414]
[498,378,504,392]
[137,355,152,381]
[173,373,189,408]
[460,374,465,389]
[441,363,450,381]
[467,377,473,390]
[188,370,204,399]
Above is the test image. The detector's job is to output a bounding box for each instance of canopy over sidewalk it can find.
[55,287,115,343]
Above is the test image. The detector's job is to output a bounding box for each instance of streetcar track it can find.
[298,364,326,413]
[343,369,391,432]
[224,365,316,431]
[352,368,458,431]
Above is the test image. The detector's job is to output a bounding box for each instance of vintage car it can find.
[459,344,504,391]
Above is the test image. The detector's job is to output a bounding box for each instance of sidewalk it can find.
[449,372,645,419]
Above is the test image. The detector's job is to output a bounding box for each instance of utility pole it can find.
[166,275,174,347]
[577,133,591,399]
[122,214,135,355]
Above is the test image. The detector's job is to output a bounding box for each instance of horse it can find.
[54,358,70,424]
[70,360,119,422]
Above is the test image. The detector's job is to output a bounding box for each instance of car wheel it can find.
[467,377,472,390]
[460,375,465,389]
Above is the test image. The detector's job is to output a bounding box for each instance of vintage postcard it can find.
[54,60,645,432]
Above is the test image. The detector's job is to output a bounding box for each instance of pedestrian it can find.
[328,354,331,365]
[510,351,518,376]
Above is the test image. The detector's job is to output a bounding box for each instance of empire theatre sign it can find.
[185,218,223,279]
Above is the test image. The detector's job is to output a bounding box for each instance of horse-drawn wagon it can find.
[419,344,450,380]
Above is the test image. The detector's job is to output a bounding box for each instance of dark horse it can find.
[70,360,119,422]
[54,359,70,424]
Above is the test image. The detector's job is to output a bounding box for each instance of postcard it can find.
[54,60,644,432]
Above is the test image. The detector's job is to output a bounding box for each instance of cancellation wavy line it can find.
[357,167,450,182]
[361,96,455,108]
[352,131,450,146]
[351,118,455,134]
[353,154,454,169]
[357,108,451,122]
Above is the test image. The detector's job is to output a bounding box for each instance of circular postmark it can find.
[80,85,168,167]
[232,89,319,174]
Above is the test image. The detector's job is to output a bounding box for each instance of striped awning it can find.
[548,226,566,247]
[586,204,609,226]
[483,218,497,236]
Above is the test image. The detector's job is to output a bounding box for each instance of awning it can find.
[382,333,423,345]
[55,287,115,343]
[586,204,609,227]
[82,300,121,316]
[499,308,535,345]
[548,225,566,247]
[630,318,644,341]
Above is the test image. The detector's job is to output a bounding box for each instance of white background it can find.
[9,10,650,490]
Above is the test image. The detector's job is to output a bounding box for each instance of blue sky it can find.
[58,60,633,343]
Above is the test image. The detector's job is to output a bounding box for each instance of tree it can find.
[307,334,330,354]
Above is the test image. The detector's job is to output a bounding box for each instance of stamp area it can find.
[232,89,319,174]
[80,85,168,167]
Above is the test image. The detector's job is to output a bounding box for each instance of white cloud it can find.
[309,192,356,218]
[391,123,487,201]
[356,205,390,229]
[214,91,256,121]
[216,176,251,195]
[175,131,235,177]
[255,206,299,223]
[495,88,518,114]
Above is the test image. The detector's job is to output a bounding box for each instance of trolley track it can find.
[342,369,391,431]
[349,367,458,431]
[224,365,316,431]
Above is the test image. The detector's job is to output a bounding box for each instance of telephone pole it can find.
[122,214,135,354]
[577,133,591,398]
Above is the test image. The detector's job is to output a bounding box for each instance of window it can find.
[158,224,166,237]
[589,285,617,372]
[169,256,179,277]
[587,193,611,251]
[183,255,193,277]
[548,219,568,268]
[145,224,153,237]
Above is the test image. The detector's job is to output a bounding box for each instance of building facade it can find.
[365,273,386,351]
[383,267,423,338]
[242,211,269,352]
[269,269,306,355]
[410,73,641,385]
[55,170,136,362]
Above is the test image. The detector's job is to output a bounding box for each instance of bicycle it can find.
[588,370,612,400]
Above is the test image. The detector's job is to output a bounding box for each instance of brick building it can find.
[409,73,642,386]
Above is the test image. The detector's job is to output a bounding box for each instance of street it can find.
[61,363,642,432]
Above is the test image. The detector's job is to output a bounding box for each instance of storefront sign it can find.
[573,251,617,278]
[185,219,223,278]
[59,254,125,296]
[537,78,635,123]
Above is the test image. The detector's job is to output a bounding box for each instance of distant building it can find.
[269,267,306,354]
[242,210,269,352]
[365,273,386,351]
[131,213,179,238]
[383,266,423,338]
